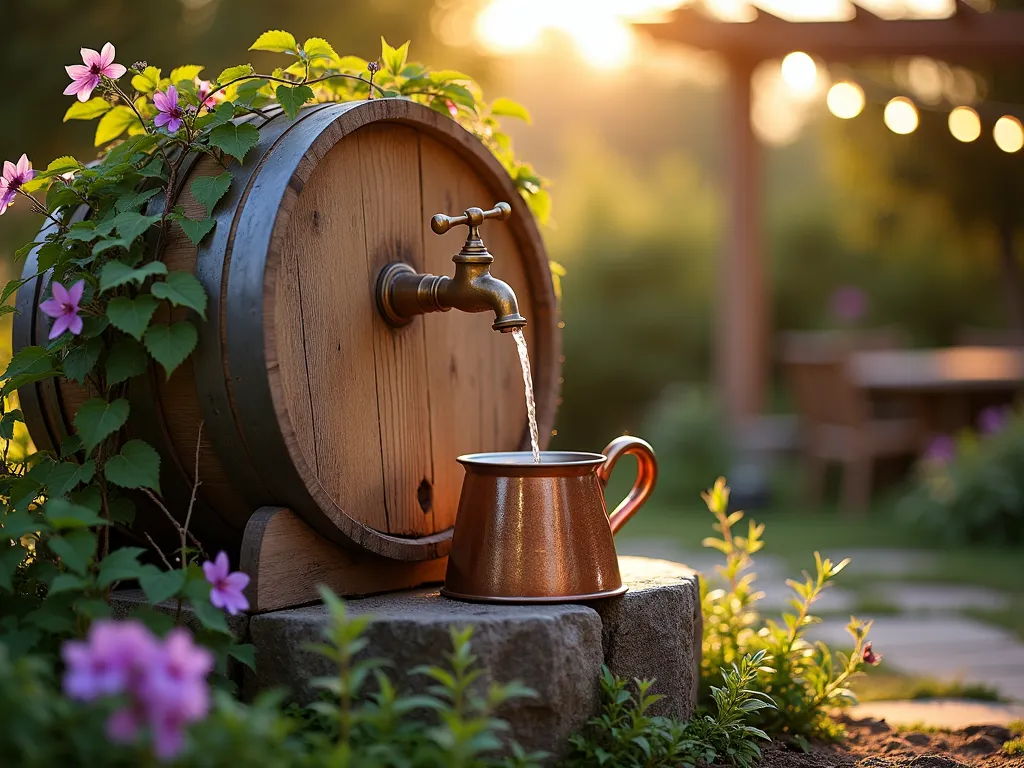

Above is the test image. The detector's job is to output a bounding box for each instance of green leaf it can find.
[46,156,82,175]
[2,346,54,380]
[48,572,87,596]
[490,97,532,124]
[107,294,159,340]
[38,242,64,270]
[303,37,338,62]
[48,530,96,575]
[63,337,103,384]
[190,172,232,216]
[105,439,161,492]
[207,102,236,128]
[95,106,142,147]
[151,272,208,318]
[73,397,129,454]
[106,336,148,387]
[99,260,168,292]
[208,122,260,162]
[64,98,111,122]
[109,497,136,525]
[250,30,298,54]
[275,84,313,119]
[228,643,256,670]
[217,64,254,84]
[131,66,163,94]
[381,37,410,77]
[184,579,231,634]
[139,158,167,179]
[177,216,216,246]
[0,545,26,591]
[97,547,147,588]
[43,498,107,530]
[45,460,96,497]
[139,566,187,604]
[0,409,23,440]
[115,187,161,212]
[2,510,46,540]
[169,65,204,86]
[144,322,197,379]
[335,56,369,72]
[112,211,162,245]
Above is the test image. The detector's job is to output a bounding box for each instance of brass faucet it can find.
[376,202,527,333]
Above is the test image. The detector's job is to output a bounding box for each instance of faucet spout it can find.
[375,202,527,333]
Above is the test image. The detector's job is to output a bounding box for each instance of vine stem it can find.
[212,71,388,101]
[17,190,65,231]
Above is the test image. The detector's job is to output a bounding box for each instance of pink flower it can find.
[62,620,158,701]
[195,79,221,111]
[830,285,868,323]
[154,85,185,133]
[202,551,250,615]
[63,620,213,762]
[0,154,34,216]
[978,405,1011,436]
[64,43,126,102]
[39,279,85,340]
[445,98,459,119]
[862,642,882,666]
[923,434,955,466]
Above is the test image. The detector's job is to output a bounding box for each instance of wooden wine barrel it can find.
[14,99,560,562]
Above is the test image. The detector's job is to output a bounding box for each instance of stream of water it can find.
[511,327,541,463]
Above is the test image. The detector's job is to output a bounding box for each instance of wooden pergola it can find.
[636,2,1024,429]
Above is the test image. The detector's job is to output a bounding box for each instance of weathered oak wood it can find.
[240,506,447,613]
[15,99,560,568]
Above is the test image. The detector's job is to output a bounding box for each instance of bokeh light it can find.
[884,96,919,134]
[827,81,865,119]
[948,106,981,143]
[994,116,1024,153]
[780,52,818,95]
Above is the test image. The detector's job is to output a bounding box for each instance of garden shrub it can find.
[899,406,1024,545]
[699,478,879,747]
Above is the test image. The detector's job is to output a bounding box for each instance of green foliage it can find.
[900,411,1024,545]
[699,478,876,745]
[565,653,773,768]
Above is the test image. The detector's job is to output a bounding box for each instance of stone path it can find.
[847,699,1024,729]
[618,538,1024,701]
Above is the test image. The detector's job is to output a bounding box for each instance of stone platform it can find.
[117,556,701,757]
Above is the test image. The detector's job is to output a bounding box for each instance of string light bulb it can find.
[994,116,1024,153]
[780,52,818,95]
[826,81,865,119]
[884,96,919,134]
[948,106,981,143]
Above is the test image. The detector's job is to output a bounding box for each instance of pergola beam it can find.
[637,8,1024,64]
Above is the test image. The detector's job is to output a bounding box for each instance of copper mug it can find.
[441,436,657,603]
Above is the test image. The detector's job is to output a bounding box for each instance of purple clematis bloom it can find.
[202,551,250,615]
[62,620,158,701]
[0,154,33,215]
[923,434,956,465]
[39,279,85,339]
[829,285,869,323]
[63,620,214,761]
[978,405,1011,436]
[64,43,126,102]
[154,86,185,133]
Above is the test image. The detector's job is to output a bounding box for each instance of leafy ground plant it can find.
[564,650,774,768]
[699,478,881,746]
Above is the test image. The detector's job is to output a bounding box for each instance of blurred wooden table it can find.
[849,346,1024,432]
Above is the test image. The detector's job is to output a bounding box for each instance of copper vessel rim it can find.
[457,451,606,469]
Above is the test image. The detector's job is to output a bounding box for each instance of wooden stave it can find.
[14,98,561,563]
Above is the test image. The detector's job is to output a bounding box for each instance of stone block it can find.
[592,556,702,719]
[110,588,250,638]
[249,590,604,756]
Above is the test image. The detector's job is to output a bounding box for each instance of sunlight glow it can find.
[826,81,865,119]
[884,97,919,135]
[948,106,981,143]
[780,52,818,95]
[994,116,1024,153]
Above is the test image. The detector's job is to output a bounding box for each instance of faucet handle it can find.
[430,202,511,235]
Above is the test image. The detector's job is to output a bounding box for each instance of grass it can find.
[963,601,1024,642]
[852,668,1004,703]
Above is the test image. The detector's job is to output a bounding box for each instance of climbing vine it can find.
[0,31,543,693]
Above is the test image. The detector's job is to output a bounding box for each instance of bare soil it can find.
[756,716,1023,768]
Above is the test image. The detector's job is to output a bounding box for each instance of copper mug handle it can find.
[596,436,658,534]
